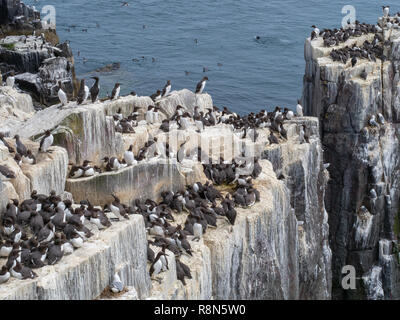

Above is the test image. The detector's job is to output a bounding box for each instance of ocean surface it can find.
[25,0,399,114]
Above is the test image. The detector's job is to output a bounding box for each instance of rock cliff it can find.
[302,25,400,299]
[0,86,331,299]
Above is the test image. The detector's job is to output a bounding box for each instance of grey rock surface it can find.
[302,28,400,299]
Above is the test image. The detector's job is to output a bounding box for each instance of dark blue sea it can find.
[25,0,399,114]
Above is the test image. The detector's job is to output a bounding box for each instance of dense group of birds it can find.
[310,6,400,75]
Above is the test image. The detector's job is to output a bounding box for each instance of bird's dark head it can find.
[203,76,209,81]
[102,157,109,162]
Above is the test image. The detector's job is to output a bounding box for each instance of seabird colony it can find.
[310,6,396,128]
[0,69,309,288]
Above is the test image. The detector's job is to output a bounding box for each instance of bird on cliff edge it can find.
[77,79,86,105]
[195,76,208,94]
[111,83,121,100]
[110,273,124,293]
[296,99,303,117]
[57,81,68,107]
[39,130,54,153]
[6,71,15,88]
[90,76,100,103]
[383,6,390,18]
[162,80,171,97]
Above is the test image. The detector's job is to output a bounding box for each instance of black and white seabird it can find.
[195,76,208,94]
[0,266,10,284]
[162,80,171,97]
[23,150,36,164]
[39,130,54,153]
[6,71,15,88]
[296,100,303,117]
[14,135,27,156]
[111,83,121,100]
[90,76,100,103]
[124,145,137,166]
[11,262,37,280]
[0,165,16,179]
[110,273,124,293]
[150,90,162,102]
[383,6,390,18]
[57,81,68,107]
[77,79,86,104]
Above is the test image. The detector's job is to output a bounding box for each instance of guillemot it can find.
[90,76,100,102]
[39,130,54,153]
[195,76,208,94]
[162,80,171,97]
[111,83,121,100]
[77,79,87,105]
[58,81,68,107]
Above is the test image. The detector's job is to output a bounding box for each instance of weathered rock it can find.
[8,89,213,164]
[0,138,68,205]
[65,159,206,206]
[302,27,400,299]
[0,86,34,135]
[0,215,150,300]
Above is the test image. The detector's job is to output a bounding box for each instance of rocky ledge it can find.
[0,83,331,299]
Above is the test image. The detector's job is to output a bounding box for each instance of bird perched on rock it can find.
[14,135,27,156]
[57,81,68,107]
[23,150,36,164]
[6,71,15,88]
[39,130,54,153]
[77,79,86,104]
[124,145,137,166]
[377,113,385,125]
[150,90,162,102]
[296,100,303,117]
[383,5,390,18]
[195,76,208,94]
[0,165,16,180]
[351,56,357,67]
[268,131,279,145]
[360,69,368,80]
[162,80,171,97]
[111,83,121,100]
[369,115,379,127]
[90,77,100,103]
[110,273,124,293]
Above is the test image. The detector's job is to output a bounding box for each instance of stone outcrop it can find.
[302,27,400,299]
[8,90,212,164]
[0,0,74,105]
[0,82,332,299]
[0,215,150,300]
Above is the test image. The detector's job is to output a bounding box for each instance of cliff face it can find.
[302,29,400,299]
[0,84,332,299]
